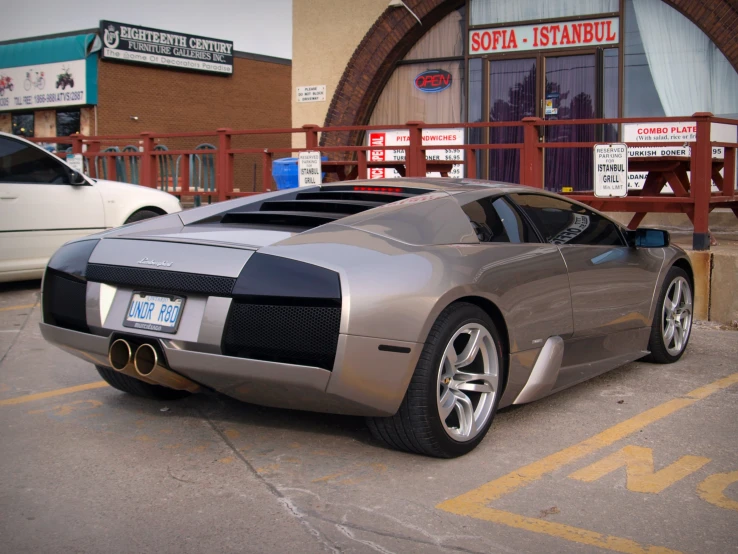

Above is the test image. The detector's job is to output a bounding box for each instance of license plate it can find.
[123,292,185,334]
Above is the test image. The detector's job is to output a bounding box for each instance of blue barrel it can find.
[271,156,328,190]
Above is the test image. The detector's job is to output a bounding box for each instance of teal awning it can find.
[0,34,99,68]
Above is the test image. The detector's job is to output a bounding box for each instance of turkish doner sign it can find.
[0,59,88,111]
[470,17,618,54]
[298,151,323,187]
[366,129,464,179]
[101,21,233,74]
[594,144,627,198]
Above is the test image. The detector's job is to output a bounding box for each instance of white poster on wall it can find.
[297,85,326,103]
[365,129,464,179]
[0,59,87,112]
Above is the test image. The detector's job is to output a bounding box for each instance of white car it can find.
[0,132,181,282]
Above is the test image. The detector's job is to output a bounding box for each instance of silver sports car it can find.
[40,179,694,457]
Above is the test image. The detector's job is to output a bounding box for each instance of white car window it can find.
[0,135,70,184]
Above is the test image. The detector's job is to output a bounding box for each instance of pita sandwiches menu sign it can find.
[101,21,233,74]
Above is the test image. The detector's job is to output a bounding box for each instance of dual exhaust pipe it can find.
[108,339,200,393]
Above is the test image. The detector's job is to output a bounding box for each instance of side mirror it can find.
[67,168,88,186]
[625,228,670,248]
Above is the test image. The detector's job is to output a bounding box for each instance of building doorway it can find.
[481,49,617,190]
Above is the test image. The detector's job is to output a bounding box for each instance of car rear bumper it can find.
[40,322,422,417]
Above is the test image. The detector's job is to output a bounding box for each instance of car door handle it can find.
[0,196,18,200]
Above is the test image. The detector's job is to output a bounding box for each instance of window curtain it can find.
[368,61,463,125]
[405,9,463,59]
[632,0,738,117]
[470,0,618,26]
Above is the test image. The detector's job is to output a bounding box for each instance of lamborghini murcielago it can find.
[40,179,694,457]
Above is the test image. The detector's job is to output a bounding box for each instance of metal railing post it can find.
[71,133,83,155]
[691,112,713,251]
[86,140,100,178]
[302,124,319,150]
[216,128,231,202]
[521,117,543,188]
[406,121,424,177]
[140,132,156,188]
[262,150,273,191]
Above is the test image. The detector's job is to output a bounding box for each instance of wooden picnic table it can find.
[628,156,725,197]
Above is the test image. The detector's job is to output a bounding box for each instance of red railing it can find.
[29,112,737,251]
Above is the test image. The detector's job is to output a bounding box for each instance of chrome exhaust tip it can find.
[134,343,200,393]
[109,339,133,372]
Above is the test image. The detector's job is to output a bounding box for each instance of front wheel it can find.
[367,303,504,458]
[124,209,161,224]
[24,79,31,91]
[643,267,693,364]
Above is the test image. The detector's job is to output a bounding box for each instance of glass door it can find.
[488,58,537,183]
[543,53,597,192]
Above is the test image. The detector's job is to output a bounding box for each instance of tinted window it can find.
[56,110,81,151]
[0,136,69,184]
[11,113,34,137]
[462,196,537,243]
[511,194,624,246]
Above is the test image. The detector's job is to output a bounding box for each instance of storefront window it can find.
[56,109,81,151]
[603,48,619,140]
[368,10,466,126]
[470,0,618,26]
[468,58,484,177]
[624,0,738,117]
[11,113,34,137]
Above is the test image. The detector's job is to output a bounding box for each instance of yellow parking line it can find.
[0,303,36,312]
[0,381,108,406]
[437,372,738,553]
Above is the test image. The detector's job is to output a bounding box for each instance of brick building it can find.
[0,22,291,140]
[291,0,738,189]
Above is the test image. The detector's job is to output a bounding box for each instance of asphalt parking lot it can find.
[1,280,737,554]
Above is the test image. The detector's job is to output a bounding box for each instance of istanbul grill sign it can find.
[100,21,233,74]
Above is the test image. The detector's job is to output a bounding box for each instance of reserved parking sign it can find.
[593,143,627,198]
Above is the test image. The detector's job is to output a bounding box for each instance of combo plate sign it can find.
[100,21,233,74]
[593,143,627,198]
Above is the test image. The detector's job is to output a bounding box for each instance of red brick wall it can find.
[95,56,291,191]
[96,56,291,135]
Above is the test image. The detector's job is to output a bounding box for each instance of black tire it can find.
[96,365,190,400]
[367,302,504,458]
[642,266,693,364]
[124,209,161,224]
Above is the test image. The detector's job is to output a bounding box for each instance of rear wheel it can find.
[95,365,190,400]
[643,267,693,364]
[124,209,161,224]
[367,303,503,458]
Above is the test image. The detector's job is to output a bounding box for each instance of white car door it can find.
[0,135,105,280]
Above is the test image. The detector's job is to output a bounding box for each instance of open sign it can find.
[414,69,452,93]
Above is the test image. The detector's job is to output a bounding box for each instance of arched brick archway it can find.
[322,0,738,149]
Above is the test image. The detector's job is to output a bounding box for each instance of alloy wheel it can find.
[661,276,692,356]
[436,324,499,442]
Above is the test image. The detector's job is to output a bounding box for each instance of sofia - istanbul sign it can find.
[470,17,619,54]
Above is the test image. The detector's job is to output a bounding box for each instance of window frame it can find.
[508,192,627,246]
[461,192,542,244]
[0,134,73,185]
